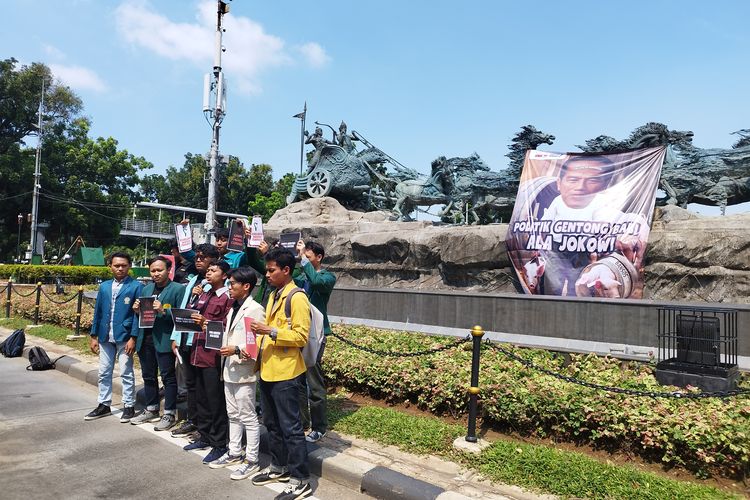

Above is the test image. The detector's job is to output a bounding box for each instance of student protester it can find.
[170,243,220,439]
[85,252,143,422]
[294,239,336,443]
[178,219,250,269]
[249,248,312,500]
[186,260,233,465]
[209,267,266,480]
[169,239,197,284]
[130,256,185,430]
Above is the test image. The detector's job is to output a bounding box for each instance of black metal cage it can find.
[657,305,738,378]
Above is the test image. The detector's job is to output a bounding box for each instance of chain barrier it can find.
[11,286,38,298]
[40,288,79,305]
[0,285,6,295]
[328,330,470,357]
[486,341,750,399]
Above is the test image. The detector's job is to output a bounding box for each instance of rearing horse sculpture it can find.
[392,157,455,221]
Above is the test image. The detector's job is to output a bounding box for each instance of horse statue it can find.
[505,125,557,179]
[392,157,455,221]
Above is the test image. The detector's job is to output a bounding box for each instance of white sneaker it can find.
[230,460,260,480]
[208,452,244,469]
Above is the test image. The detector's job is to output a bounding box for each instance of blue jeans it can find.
[259,374,309,482]
[137,335,177,413]
[97,340,135,407]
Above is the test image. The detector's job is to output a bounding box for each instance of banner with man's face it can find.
[506,146,666,299]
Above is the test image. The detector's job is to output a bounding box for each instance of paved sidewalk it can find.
[1,326,548,500]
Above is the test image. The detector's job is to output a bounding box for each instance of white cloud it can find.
[49,63,108,92]
[42,44,66,60]
[296,42,330,68]
[115,0,329,94]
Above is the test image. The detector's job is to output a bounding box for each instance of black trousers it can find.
[194,364,228,448]
[298,337,328,433]
[178,344,198,422]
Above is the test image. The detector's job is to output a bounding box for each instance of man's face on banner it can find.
[557,160,610,209]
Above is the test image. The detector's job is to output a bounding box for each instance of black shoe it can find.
[120,407,136,423]
[171,420,197,437]
[252,468,291,486]
[275,481,312,500]
[84,404,111,421]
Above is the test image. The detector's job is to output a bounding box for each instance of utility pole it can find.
[202,0,230,242]
[30,78,45,263]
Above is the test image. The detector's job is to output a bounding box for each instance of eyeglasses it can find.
[195,254,208,260]
[228,280,240,286]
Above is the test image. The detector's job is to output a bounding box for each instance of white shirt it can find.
[108,278,125,343]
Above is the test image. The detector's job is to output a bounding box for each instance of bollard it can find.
[34,282,42,325]
[465,325,485,443]
[5,281,11,319]
[75,286,84,336]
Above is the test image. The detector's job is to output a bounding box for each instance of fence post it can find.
[5,281,11,319]
[34,282,42,325]
[465,325,485,443]
[75,286,84,337]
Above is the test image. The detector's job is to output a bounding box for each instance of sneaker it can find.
[84,403,111,421]
[130,410,160,425]
[120,407,136,423]
[208,451,244,469]
[186,431,202,443]
[171,420,197,437]
[183,440,209,451]
[252,468,291,486]
[230,460,260,480]
[274,482,312,500]
[202,446,228,465]
[305,430,326,443]
[154,414,176,431]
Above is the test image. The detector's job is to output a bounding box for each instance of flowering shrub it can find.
[324,325,750,480]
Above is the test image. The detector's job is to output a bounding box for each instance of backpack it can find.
[0,328,26,358]
[283,287,325,368]
[26,346,63,371]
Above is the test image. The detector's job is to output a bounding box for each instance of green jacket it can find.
[296,260,336,334]
[135,280,186,353]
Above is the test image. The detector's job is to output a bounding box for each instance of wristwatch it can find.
[234,346,241,356]
[270,328,278,341]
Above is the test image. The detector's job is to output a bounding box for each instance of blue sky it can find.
[3,0,750,214]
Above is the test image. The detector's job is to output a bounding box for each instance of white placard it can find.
[175,224,193,253]
[248,216,264,248]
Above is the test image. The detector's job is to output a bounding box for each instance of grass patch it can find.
[0,317,32,330]
[0,316,92,356]
[327,394,739,500]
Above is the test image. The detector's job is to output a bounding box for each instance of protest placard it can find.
[227,219,246,252]
[205,321,224,350]
[278,232,301,256]
[175,224,193,253]
[169,308,202,332]
[248,215,264,247]
[138,296,156,329]
[243,317,258,360]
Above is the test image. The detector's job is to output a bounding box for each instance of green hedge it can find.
[0,264,115,284]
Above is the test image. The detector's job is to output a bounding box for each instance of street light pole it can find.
[30,78,45,262]
[17,214,23,264]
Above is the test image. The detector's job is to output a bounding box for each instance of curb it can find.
[3,329,481,500]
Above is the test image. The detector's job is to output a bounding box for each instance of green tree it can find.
[247,173,295,221]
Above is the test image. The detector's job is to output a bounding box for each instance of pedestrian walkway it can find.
[1,327,546,500]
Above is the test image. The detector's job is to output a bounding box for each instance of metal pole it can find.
[205,0,227,242]
[300,105,306,175]
[5,281,11,319]
[17,214,22,263]
[34,282,42,325]
[75,285,83,337]
[465,325,485,443]
[30,79,45,261]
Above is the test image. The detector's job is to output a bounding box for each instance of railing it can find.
[120,218,174,236]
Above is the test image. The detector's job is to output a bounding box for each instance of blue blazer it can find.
[91,277,144,343]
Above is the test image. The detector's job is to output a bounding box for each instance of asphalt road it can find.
[0,356,367,500]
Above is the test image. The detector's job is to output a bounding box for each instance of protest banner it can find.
[248,215,264,247]
[137,296,156,329]
[169,308,203,332]
[205,321,224,350]
[227,219,246,253]
[175,224,193,253]
[278,232,301,256]
[506,146,666,299]
[160,254,176,281]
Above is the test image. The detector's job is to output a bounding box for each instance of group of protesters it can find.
[85,223,336,500]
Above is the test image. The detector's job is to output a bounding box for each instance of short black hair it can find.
[195,243,220,259]
[228,267,257,287]
[147,255,172,270]
[264,247,296,272]
[305,241,325,258]
[109,252,132,265]
[168,239,179,250]
[208,260,231,276]
[215,228,229,239]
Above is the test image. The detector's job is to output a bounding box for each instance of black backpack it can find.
[0,329,26,358]
[26,346,62,371]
